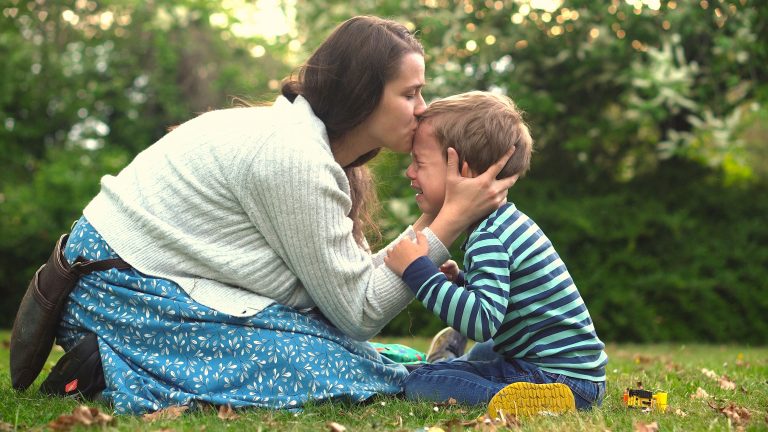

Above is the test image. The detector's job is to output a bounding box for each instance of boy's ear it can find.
[460,161,479,178]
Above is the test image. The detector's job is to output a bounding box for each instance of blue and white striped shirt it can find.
[402,203,607,381]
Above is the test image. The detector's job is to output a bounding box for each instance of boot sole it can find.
[426,327,467,363]
[488,382,576,417]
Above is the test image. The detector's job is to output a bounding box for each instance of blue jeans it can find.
[403,341,606,410]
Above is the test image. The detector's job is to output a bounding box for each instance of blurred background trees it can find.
[2,0,766,343]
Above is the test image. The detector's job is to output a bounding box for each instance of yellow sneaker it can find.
[487,382,576,417]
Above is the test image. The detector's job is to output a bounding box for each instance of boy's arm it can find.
[398,231,511,342]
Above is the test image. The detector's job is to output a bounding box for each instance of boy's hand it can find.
[439,260,460,282]
[384,231,429,277]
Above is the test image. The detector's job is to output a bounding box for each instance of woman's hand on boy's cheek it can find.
[384,231,429,277]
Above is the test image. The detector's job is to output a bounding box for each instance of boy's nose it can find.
[406,163,416,179]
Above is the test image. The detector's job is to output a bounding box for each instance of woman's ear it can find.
[460,161,479,178]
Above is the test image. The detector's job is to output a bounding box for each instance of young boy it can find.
[384,91,607,416]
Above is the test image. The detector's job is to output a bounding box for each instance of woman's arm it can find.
[389,230,511,342]
[248,140,450,341]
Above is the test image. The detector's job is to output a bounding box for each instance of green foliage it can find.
[2,1,767,343]
[383,159,768,343]
[0,0,291,322]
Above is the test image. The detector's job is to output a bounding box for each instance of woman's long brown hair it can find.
[281,16,424,248]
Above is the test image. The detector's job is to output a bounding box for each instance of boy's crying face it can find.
[406,121,447,218]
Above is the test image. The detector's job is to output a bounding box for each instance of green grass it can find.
[1,331,767,431]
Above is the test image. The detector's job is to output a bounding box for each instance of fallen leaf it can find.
[217,405,239,421]
[142,406,189,422]
[464,412,521,431]
[711,403,751,428]
[0,421,13,432]
[634,421,659,432]
[0,340,9,349]
[426,427,446,432]
[735,353,749,367]
[674,409,687,417]
[690,387,710,399]
[701,368,718,380]
[719,376,737,390]
[634,355,653,364]
[327,421,347,432]
[48,405,114,431]
[433,398,458,407]
[442,418,464,430]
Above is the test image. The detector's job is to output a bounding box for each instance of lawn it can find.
[1,331,766,431]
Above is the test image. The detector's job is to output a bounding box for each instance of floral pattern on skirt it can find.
[57,217,408,414]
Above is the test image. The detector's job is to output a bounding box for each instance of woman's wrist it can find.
[425,209,465,248]
[413,213,436,232]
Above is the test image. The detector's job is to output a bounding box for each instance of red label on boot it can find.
[65,379,78,393]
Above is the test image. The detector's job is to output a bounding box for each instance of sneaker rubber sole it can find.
[426,327,467,363]
[488,382,576,417]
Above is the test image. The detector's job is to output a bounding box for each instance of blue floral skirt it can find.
[57,217,408,414]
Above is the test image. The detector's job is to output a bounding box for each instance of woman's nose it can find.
[414,94,426,116]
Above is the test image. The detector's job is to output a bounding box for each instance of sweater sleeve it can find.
[246,138,450,341]
[401,231,511,342]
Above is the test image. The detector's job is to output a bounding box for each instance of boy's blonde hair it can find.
[420,91,533,179]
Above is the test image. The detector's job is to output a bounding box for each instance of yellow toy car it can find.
[622,388,668,412]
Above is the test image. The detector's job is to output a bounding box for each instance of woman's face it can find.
[358,52,427,154]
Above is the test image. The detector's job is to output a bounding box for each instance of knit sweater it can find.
[82,95,450,341]
[402,203,607,381]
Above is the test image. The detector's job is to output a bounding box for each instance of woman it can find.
[14,16,515,414]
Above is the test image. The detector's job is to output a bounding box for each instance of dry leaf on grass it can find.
[0,421,14,432]
[633,421,659,432]
[463,412,521,431]
[327,421,347,432]
[719,376,737,390]
[690,387,710,399]
[48,405,114,431]
[142,405,189,422]
[735,353,749,367]
[217,404,240,421]
[702,368,738,390]
[634,355,653,365]
[433,397,459,407]
[674,408,687,417]
[708,401,751,428]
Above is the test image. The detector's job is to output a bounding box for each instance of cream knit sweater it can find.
[82,96,450,341]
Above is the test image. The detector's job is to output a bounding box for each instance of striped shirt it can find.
[402,203,607,381]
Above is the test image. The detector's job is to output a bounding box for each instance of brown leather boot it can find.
[40,332,106,399]
[10,234,79,390]
[10,234,129,391]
